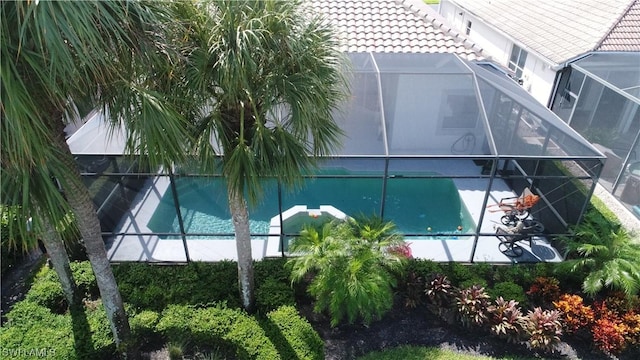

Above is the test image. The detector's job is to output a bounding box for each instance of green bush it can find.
[405,259,443,279]
[489,281,527,306]
[24,267,66,312]
[254,258,292,283]
[288,217,410,326]
[24,261,99,312]
[130,310,160,344]
[70,261,98,296]
[114,261,240,311]
[156,304,279,359]
[263,306,324,360]
[459,278,488,290]
[0,299,115,359]
[256,278,296,314]
[442,262,474,286]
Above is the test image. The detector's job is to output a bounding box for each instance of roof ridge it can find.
[594,0,639,50]
[398,0,485,55]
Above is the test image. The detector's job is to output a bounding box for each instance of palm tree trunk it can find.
[228,186,255,312]
[51,134,135,359]
[39,213,82,307]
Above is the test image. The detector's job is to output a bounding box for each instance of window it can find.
[465,20,472,35]
[508,45,527,78]
[440,92,478,130]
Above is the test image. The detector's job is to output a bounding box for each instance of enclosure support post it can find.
[469,157,499,263]
[168,167,190,262]
[278,182,285,258]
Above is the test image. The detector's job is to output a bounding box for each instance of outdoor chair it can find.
[487,187,540,219]
[495,221,537,257]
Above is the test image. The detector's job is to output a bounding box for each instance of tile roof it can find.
[308,0,484,60]
[597,0,640,52]
[448,0,638,65]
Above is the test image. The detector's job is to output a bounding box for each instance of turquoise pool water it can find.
[147,175,475,237]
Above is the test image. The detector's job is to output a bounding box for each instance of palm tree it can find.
[559,210,640,297]
[2,1,192,356]
[287,216,410,326]
[173,0,348,311]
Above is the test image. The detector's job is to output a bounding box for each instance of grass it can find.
[357,345,535,360]
[423,0,440,4]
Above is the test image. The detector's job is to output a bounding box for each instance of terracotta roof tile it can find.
[597,0,640,51]
[307,0,484,60]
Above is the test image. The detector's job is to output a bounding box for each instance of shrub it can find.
[70,261,98,296]
[399,271,424,309]
[443,262,473,286]
[552,294,594,335]
[405,259,443,279]
[490,281,527,307]
[130,310,160,344]
[114,261,240,311]
[526,277,561,308]
[455,285,491,329]
[459,278,488,290]
[488,297,526,343]
[424,274,457,323]
[288,217,409,326]
[24,268,66,312]
[254,257,292,283]
[156,304,279,360]
[255,277,296,314]
[592,318,628,355]
[0,299,115,359]
[523,307,563,353]
[263,305,324,360]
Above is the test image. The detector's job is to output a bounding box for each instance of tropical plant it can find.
[287,217,410,326]
[526,277,561,308]
[455,284,492,329]
[559,210,640,297]
[552,294,594,335]
[488,297,526,343]
[523,307,563,353]
[424,274,457,322]
[170,0,348,312]
[2,1,192,355]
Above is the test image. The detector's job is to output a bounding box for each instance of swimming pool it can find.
[146,174,475,238]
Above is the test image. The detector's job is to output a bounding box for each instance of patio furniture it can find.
[487,187,540,219]
[495,221,537,257]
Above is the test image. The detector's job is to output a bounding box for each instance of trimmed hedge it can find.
[156,304,279,359]
[0,300,115,359]
[24,261,98,312]
[155,304,324,360]
[263,306,324,360]
[113,261,240,311]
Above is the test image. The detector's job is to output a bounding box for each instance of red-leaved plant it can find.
[456,284,491,329]
[526,277,561,308]
[488,297,526,343]
[523,307,563,353]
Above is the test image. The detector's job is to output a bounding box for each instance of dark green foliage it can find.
[262,306,324,360]
[156,304,280,360]
[459,278,488,290]
[70,261,98,296]
[0,299,115,359]
[558,207,640,297]
[442,262,474,286]
[405,259,443,280]
[490,281,527,307]
[254,257,292,283]
[24,261,98,313]
[287,217,409,326]
[24,266,67,312]
[130,310,160,344]
[114,261,240,311]
[256,278,296,314]
[398,271,425,309]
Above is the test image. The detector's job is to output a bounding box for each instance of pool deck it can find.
[105,161,563,264]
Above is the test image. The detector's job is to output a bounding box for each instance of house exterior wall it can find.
[439,0,558,106]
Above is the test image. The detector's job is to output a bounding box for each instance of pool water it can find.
[146,175,475,237]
